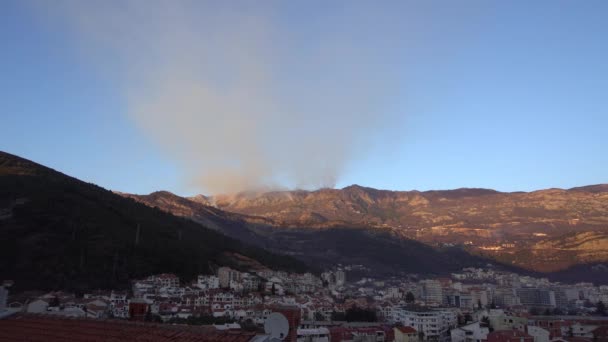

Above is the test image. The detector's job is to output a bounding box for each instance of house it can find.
[84,303,108,319]
[394,326,417,342]
[451,322,489,342]
[392,307,457,341]
[527,326,550,342]
[297,327,330,342]
[197,275,220,289]
[490,313,527,332]
[330,326,393,342]
[153,274,180,288]
[112,303,129,318]
[110,291,127,305]
[487,330,534,342]
[568,323,597,339]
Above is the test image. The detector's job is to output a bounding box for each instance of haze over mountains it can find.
[124,183,608,281]
[2,150,608,290]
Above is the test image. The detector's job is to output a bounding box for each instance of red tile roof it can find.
[0,314,256,342]
[396,326,417,334]
[488,330,532,339]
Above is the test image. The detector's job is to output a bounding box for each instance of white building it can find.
[336,270,346,287]
[450,322,489,342]
[527,326,549,342]
[297,328,330,342]
[151,274,180,288]
[197,275,220,289]
[392,308,457,341]
[420,280,443,305]
[218,267,241,288]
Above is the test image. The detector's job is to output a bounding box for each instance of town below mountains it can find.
[1,150,608,342]
[2,150,608,289]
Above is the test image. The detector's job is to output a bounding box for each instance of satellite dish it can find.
[264,312,289,340]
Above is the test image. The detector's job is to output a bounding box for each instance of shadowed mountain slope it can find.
[124,182,608,281]
[0,151,308,291]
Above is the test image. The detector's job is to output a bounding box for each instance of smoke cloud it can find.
[39,1,401,194]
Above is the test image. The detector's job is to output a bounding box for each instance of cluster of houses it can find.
[1,266,607,342]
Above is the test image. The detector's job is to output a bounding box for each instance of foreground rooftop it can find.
[0,314,257,342]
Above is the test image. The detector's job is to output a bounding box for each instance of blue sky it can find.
[1,1,607,195]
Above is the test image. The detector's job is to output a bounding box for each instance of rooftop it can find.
[0,314,256,342]
[395,326,417,334]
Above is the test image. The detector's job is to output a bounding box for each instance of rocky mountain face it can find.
[214,185,608,273]
[210,185,608,234]
[125,184,608,278]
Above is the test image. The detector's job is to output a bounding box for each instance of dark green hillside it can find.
[261,226,503,276]
[0,151,308,291]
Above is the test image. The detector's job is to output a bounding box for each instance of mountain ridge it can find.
[0,151,308,291]
[123,182,608,278]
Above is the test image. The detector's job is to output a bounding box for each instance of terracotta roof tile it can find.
[0,314,256,342]
[396,326,417,334]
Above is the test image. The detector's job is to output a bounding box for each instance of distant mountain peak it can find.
[568,184,608,193]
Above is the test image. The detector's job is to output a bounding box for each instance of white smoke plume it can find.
[36,1,402,194]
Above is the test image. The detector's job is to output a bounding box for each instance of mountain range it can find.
[124,184,608,282]
[2,150,608,290]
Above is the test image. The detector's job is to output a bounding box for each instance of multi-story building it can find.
[335,270,346,287]
[394,326,418,342]
[421,280,443,305]
[445,292,474,309]
[197,275,219,289]
[218,267,241,288]
[242,274,261,292]
[392,307,457,341]
[469,288,489,308]
[493,288,520,308]
[152,274,180,288]
[549,288,568,309]
[487,330,533,342]
[516,288,556,308]
[450,322,489,342]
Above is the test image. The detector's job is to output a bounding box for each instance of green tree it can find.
[241,319,257,332]
[405,292,415,304]
[464,313,473,323]
[481,316,493,332]
[49,296,60,308]
[345,306,377,322]
[331,311,346,321]
[596,301,607,316]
